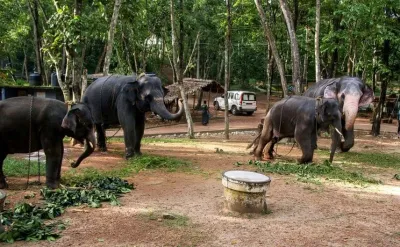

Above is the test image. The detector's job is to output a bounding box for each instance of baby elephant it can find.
[253,95,342,163]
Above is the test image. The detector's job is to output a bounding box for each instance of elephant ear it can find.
[61,104,93,134]
[359,85,374,107]
[315,98,326,122]
[122,82,139,105]
[323,83,338,99]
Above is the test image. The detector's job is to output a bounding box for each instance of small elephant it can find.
[0,96,96,189]
[82,74,184,159]
[253,95,342,164]
[303,76,374,152]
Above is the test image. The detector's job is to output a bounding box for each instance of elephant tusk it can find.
[333,126,345,142]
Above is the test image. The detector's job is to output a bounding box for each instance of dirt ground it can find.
[3,93,400,247]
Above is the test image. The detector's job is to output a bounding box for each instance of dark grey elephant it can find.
[252,96,342,163]
[303,76,374,152]
[82,74,184,159]
[0,96,96,189]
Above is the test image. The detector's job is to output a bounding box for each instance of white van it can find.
[213,91,257,115]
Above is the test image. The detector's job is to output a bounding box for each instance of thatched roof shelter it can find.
[164,78,224,104]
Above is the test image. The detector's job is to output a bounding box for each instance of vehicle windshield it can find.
[243,93,256,101]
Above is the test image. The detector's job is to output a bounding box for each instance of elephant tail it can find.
[247,123,264,153]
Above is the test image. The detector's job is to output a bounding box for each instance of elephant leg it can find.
[133,112,145,156]
[96,124,107,152]
[295,128,314,164]
[0,153,8,189]
[119,114,136,160]
[254,123,273,160]
[41,137,63,189]
[267,137,282,159]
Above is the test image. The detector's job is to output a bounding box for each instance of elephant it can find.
[82,74,184,159]
[252,96,342,164]
[303,76,374,152]
[0,96,96,189]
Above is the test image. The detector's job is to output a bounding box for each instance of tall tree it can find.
[279,0,301,94]
[224,0,232,140]
[170,0,195,138]
[315,0,321,82]
[103,0,122,75]
[254,0,288,97]
[27,0,45,84]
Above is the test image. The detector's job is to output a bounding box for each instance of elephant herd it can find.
[252,76,374,163]
[0,75,374,189]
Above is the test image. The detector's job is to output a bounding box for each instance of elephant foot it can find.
[0,181,8,189]
[46,180,60,189]
[97,146,108,152]
[125,151,142,160]
[297,158,312,164]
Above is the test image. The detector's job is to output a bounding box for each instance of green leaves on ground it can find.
[0,177,134,243]
[238,160,380,185]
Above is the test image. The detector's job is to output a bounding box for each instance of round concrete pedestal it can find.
[222,170,271,214]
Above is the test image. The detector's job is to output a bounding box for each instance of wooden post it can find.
[208,90,211,107]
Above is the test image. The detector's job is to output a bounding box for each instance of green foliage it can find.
[239,160,380,185]
[62,154,192,181]
[3,158,46,177]
[335,152,400,169]
[0,176,133,243]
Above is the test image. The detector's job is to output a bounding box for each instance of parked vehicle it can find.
[213,91,257,115]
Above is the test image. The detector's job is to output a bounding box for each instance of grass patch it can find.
[108,137,195,144]
[236,160,380,185]
[336,152,400,169]
[62,154,192,184]
[3,158,46,177]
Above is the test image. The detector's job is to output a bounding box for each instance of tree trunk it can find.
[315,0,321,82]
[255,0,288,97]
[103,0,122,75]
[95,45,106,74]
[170,0,194,138]
[27,0,44,84]
[196,36,200,78]
[303,27,309,89]
[371,40,390,136]
[264,45,272,113]
[224,0,232,140]
[279,0,301,95]
[121,30,134,73]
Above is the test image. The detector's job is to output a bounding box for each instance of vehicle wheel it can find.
[246,111,254,116]
[214,102,220,110]
[231,106,238,115]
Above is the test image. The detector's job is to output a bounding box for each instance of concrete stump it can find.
[222,170,271,214]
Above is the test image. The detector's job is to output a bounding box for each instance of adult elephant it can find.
[303,76,374,152]
[83,74,184,159]
[0,96,96,189]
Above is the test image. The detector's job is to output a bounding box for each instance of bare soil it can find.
[3,93,400,246]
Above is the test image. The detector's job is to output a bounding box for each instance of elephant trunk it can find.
[329,119,342,163]
[341,95,360,151]
[150,98,184,120]
[71,130,96,168]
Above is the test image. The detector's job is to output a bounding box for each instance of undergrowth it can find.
[0,177,134,243]
[235,160,381,185]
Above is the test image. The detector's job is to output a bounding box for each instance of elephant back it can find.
[83,75,138,124]
[303,78,340,98]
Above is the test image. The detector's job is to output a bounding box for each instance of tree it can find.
[170,0,195,138]
[315,0,321,82]
[279,0,301,94]
[254,0,288,97]
[224,0,232,140]
[103,0,122,75]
